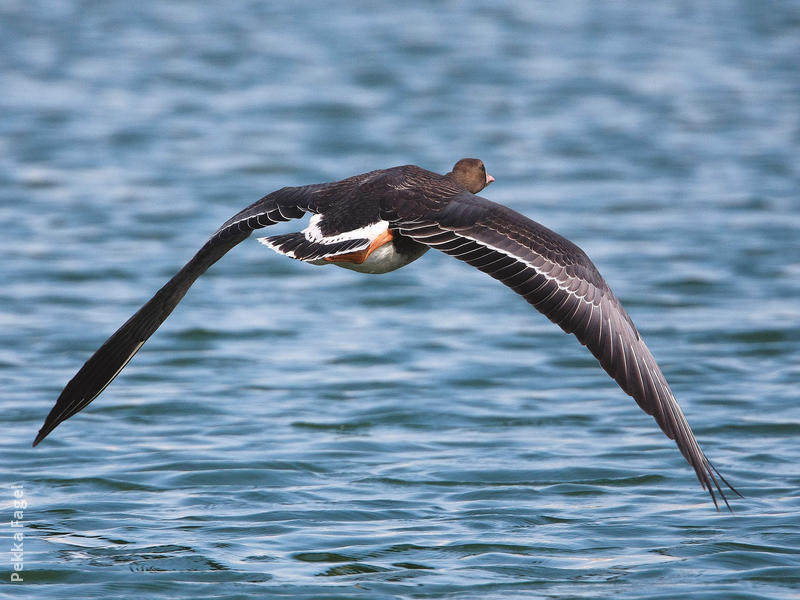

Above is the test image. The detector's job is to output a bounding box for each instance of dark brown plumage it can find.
[448,157,495,193]
[34,159,739,509]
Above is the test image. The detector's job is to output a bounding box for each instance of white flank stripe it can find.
[304,215,389,244]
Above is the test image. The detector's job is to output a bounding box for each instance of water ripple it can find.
[2,1,800,598]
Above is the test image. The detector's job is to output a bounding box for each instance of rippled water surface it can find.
[2,2,800,598]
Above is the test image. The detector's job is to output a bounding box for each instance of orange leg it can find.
[325,229,394,265]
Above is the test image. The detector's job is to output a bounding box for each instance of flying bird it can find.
[34,158,739,509]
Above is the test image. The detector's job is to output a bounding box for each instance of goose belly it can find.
[314,240,429,274]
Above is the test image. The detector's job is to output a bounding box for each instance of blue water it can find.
[2,1,800,598]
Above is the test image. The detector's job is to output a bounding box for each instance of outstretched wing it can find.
[33,166,428,446]
[33,184,329,446]
[394,192,739,508]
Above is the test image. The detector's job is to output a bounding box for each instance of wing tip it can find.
[703,458,743,513]
[32,403,67,447]
[32,426,49,447]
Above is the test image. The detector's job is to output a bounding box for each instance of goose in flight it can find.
[34,158,739,509]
